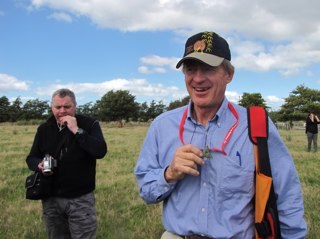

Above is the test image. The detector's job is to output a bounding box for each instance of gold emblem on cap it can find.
[194,40,206,53]
[185,31,214,55]
[201,31,213,53]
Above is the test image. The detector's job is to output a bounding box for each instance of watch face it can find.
[77,128,84,134]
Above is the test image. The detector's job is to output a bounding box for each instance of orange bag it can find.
[248,106,281,239]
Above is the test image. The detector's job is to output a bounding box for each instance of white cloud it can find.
[29,0,320,76]
[265,95,285,111]
[140,55,177,67]
[138,66,152,74]
[153,67,167,74]
[139,55,180,74]
[226,91,241,104]
[29,0,320,39]
[224,92,285,110]
[0,73,29,91]
[265,95,284,103]
[35,78,187,101]
[48,12,73,23]
[306,71,313,77]
[232,29,320,75]
[138,66,167,74]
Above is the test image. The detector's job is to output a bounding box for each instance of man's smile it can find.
[194,87,210,92]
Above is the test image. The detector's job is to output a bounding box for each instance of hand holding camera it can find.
[42,154,57,175]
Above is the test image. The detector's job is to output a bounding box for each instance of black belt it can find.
[179,235,213,239]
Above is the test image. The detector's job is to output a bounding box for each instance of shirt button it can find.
[201,208,206,213]
[203,182,207,187]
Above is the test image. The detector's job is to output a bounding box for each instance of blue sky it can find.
[1,0,320,111]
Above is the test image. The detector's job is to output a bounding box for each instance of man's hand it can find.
[37,160,53,176]
[165,144,204,183]
[38,161,44,172]
[59,115,78,134]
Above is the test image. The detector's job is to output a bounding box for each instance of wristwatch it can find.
[76,128,84,135]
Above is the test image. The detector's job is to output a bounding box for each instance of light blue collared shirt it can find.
[134,98,307,238]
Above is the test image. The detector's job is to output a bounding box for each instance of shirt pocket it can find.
[219,154,255,196]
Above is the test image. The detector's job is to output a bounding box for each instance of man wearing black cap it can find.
[135,32,307,238]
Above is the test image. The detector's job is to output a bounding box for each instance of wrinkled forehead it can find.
[52,95,75,107]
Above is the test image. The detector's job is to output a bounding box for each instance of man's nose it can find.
[193,68,205,82]
[59,107,67,112]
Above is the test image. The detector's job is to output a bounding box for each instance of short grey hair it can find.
[220,59,234,75]
[51,88,77,105]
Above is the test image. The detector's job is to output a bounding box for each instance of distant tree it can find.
[278,85,320,121]
[77,102,95,117]
[268,110,281,123]
[167,96,190,110]
[0,96,10,122]
[97,90,139,125]
[146,100,166,120]
[21,99,49,120]
[239,92,268,108]
[8,97,23,122]
[138,101,149,122]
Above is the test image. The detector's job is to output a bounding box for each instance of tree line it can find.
[0,90,190,123]
[1,85,319,124]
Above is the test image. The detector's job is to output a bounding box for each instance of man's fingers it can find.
[171,153,203,175]
[166,144,206,182]
[176,148,204,166]
[182,144,203,157]
[174,163,200,176]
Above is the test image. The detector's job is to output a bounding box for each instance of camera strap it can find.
[54,133,68,161]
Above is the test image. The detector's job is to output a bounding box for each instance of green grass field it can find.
[0,123,319,238]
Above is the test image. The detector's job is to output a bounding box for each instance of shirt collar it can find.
[186,97,229,126]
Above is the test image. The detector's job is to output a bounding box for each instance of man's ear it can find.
[226,69,234,84]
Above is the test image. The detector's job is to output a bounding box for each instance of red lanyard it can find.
[179,102,239,155]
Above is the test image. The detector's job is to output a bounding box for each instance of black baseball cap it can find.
[176,31,231,68]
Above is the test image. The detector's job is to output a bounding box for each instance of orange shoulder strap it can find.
[247,106,281,239]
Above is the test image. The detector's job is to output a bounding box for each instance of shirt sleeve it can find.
[134,124,176,204]
[268,120,307,238]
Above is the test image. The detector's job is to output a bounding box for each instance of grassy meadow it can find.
[0,123,319,239]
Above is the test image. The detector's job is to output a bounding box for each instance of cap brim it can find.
[176,52,224,69]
